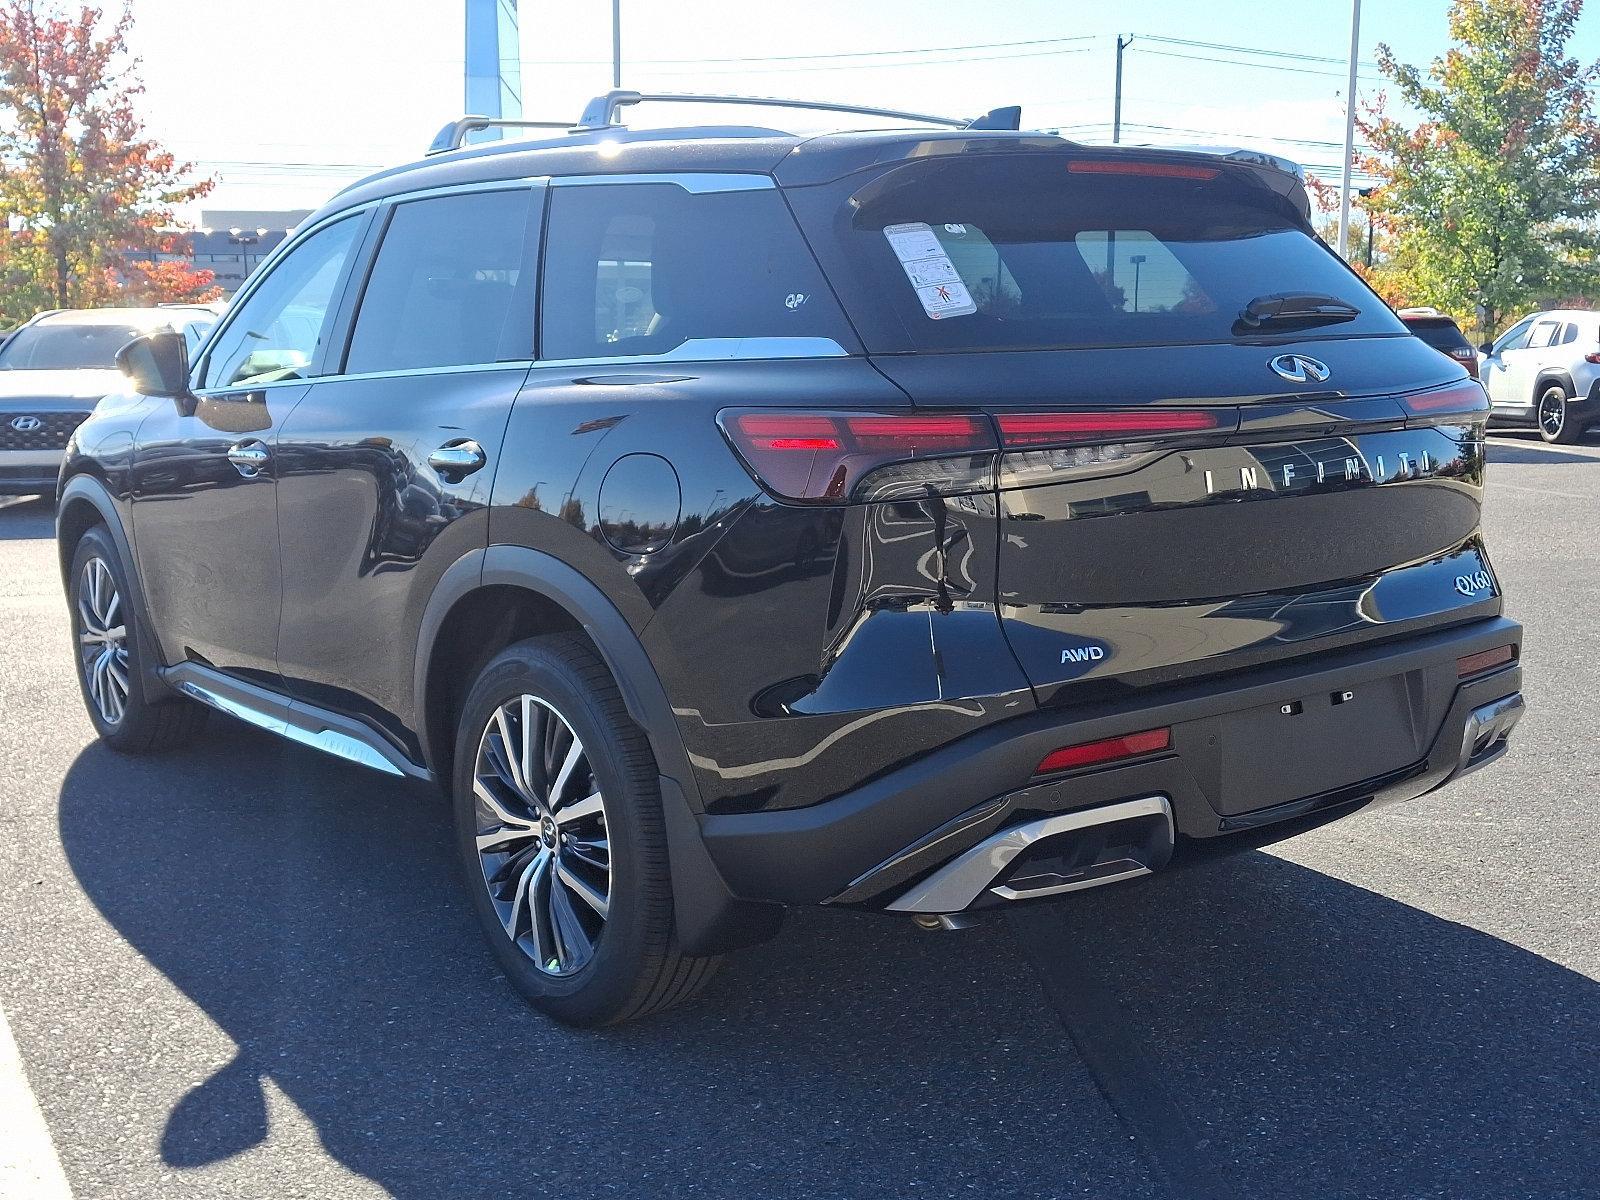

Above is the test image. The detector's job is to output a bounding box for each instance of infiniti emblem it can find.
[1269,354,1331,384]
[9,415,42,432]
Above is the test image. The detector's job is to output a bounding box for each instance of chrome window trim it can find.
[310,360,535,386]
[535,336,850,369]
[549,172,775,194]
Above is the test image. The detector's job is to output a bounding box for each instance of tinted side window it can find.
[1527,320,1559,349]
[540,183,855,361]
[345,189,538,374]
[1562,322,1579,344]
[203,217,360,389]
[1493,318,1535,355]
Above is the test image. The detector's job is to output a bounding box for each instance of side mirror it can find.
[1478,342,1495,356]
[117,330,192,398]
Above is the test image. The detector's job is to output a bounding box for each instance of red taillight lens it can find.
[1035,728,1171,775]
[1067,159,1220,181]
[1458,645,1515,678]
[1584,352,1600,364]
[1399,380,1489,421]
[720,410,996,503]
[997,409,1223,448]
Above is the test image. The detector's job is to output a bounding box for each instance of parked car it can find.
[0,306,218,495]
[1477,308,1600,443]
[1398,307,1480,380]
[56,91,1523,1026]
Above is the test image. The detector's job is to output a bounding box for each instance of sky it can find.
[122,0,1600,221]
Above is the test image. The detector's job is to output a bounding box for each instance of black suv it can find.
[57,92,1524,1026]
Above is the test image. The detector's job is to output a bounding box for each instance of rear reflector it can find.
[1035,728,1171,775]
[1067,159,1220,181]
[997,409,1222,448]
[1458,645,1515,678]
[720,409,996,503]
[1400,380,1489,420]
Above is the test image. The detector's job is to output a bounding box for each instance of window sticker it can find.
[883,222,977,320]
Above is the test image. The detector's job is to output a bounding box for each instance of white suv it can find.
[1478,309,1600,443]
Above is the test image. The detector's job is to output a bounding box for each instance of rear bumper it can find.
[699,616,1524,909]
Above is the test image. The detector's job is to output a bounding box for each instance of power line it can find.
[1135,34,1382,71]
[1134,47,1384,84]
[522,33,1099,67]
[633,46,1097,76]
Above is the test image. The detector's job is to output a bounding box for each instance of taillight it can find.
[996,409,1224,447]
[1035,728,1171,775]
[1399,380,1489,422]
[719,409,997,504]
[1067,159,1220,181]
[1584,352,1600,364]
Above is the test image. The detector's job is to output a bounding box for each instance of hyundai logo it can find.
[8,415,42,433]
[1269,354,1331,384]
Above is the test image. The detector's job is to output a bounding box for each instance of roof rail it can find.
[427,116,579,155]
[572,90,1020,134]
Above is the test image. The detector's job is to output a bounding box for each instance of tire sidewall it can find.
[451,640,666,1023]
[1538,384,1575,443]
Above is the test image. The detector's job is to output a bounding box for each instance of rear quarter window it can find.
[539,182,856,361]
[786,155,1405,354]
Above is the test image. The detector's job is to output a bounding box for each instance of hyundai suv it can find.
[1478,308,1600,443]
[0,306,217,495]
[56,92,1524,1026]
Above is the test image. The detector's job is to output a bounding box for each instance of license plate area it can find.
[1190,672,1424,816]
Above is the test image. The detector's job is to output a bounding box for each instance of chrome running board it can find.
[164,662,427,780]
[886,796,1173,914]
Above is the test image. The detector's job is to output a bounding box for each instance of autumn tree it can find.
[1361,0,1600,338]
[0,1,217,325]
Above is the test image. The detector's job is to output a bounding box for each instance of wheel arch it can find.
[414,546,781,955]
[1532,368,1576,403]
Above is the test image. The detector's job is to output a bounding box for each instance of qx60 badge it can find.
[1269,354,1331,384]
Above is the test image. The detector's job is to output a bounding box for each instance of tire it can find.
[451,632,720,1027]
[1536,382,1584,444]
[67,525,207,752]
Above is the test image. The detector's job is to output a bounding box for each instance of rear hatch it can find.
[785,147,1498,712]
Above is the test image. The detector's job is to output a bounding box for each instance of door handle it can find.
[428,439,486,480]
[227,440,270,478]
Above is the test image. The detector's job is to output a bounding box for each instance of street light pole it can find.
[1112,35,1132,144]
[1130,254,1147,312]
[612,0,622,88]
[1337,0,1362,259]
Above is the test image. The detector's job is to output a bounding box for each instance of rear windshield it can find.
[788,155,1405,353]
[1403,318,1472,354]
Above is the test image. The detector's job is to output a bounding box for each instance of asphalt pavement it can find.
[0,432,1596,1199]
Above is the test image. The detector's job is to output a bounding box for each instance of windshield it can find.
[789,155,1405,353]
[0,321,152,370]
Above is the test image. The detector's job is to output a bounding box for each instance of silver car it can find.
[1478,309,1600,444]
[0,306,217,495]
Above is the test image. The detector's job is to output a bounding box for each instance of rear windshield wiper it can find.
[1237,292,1361,330]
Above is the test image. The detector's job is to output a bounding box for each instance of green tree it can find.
[0,0,217,325]
[1362,0,1600,337]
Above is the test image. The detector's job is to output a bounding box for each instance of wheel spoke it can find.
[547,871,594,970]
[502,848,549,942]
[492,705,530,799]
[553,789,603,826]
[549,737,585,808]
[563,836,609,870]
[472,776,534,832]
[556,857,610,918]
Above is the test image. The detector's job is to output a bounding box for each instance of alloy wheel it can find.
[472,694,611,975]
[76,557,129,726]
[1539,390,1566,438]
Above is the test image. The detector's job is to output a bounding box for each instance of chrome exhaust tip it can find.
[888,796,1174,915]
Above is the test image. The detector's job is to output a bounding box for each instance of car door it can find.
[130,213,368,687]
[1479,316,1534,407]
[1504,318,1559,406]
[271,183,542,753]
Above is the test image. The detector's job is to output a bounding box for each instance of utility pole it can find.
[1337,0,1362,258]
[612,0,622,88]
[1112,35,1133,144]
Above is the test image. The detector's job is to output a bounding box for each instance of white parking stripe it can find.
[0,1005,72,1199]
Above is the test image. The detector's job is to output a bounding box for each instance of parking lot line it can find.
[0,1005,72,1199]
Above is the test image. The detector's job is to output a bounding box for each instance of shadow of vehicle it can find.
[58,727,1598,1198]
[1487,433,1600,465]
